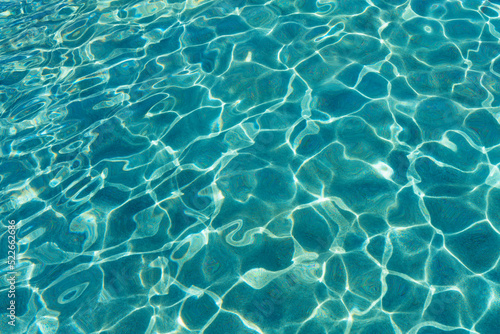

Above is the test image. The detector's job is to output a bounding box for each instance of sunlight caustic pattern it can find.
[1,0,500,333]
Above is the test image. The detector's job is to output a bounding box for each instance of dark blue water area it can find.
[1,0,500,333]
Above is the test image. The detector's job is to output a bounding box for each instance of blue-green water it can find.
[1,0,500,333]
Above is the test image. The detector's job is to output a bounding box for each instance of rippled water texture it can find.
[2,0,500,333]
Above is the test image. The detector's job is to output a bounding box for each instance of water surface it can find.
[1,0,500,333]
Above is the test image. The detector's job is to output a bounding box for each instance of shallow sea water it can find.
[1,0,500,333]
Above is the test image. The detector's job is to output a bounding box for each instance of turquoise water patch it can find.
[1,0,500,334]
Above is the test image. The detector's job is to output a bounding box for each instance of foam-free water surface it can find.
[1,1,500,333]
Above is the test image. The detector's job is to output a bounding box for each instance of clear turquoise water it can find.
[1,0,500,333]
